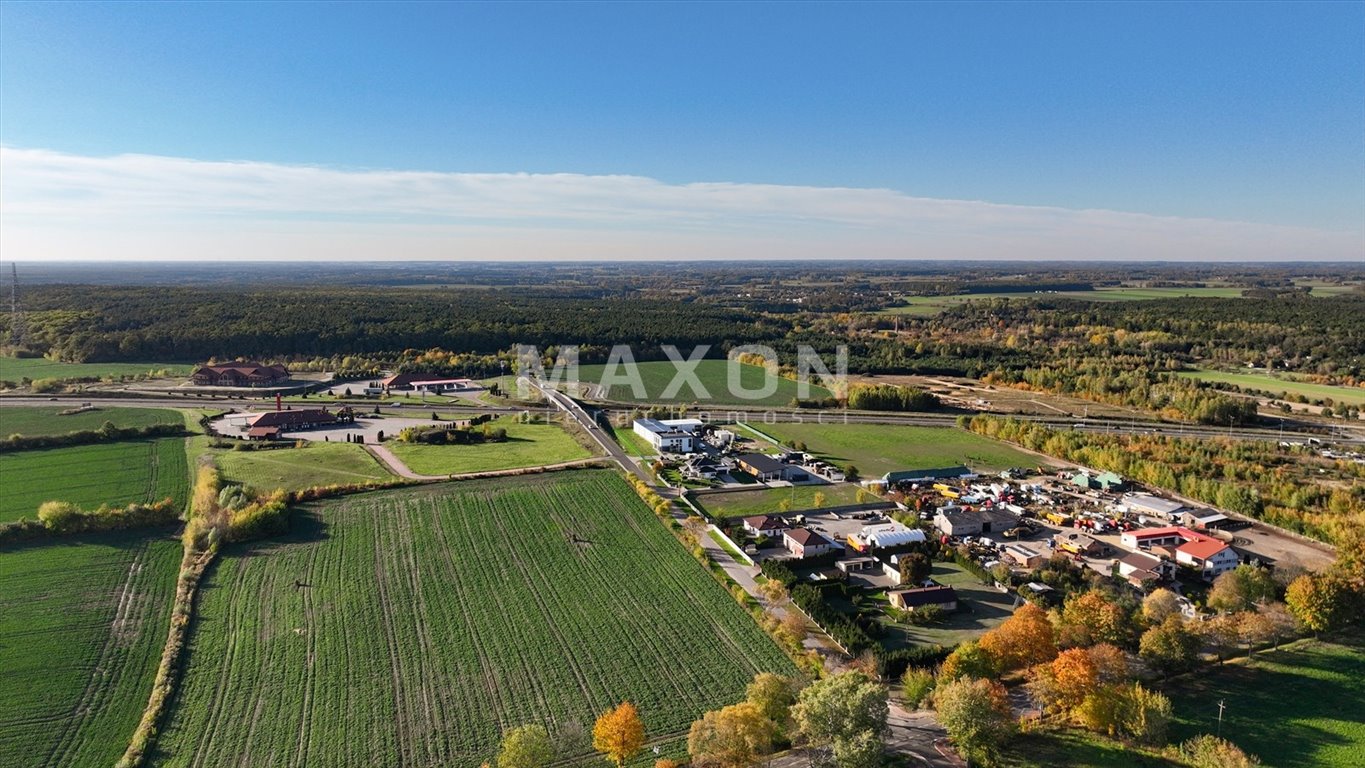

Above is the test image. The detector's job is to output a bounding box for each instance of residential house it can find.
[1176,538,1241,580]
[742,514,790,538]
[735,453,792,481]
[783,527,838,558]
[1118,551,1176,589]
[888,585,959,612]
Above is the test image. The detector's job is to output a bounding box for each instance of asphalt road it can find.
[3,392,1357,445]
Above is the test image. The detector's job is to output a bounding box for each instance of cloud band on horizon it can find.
[0,147,1359,262]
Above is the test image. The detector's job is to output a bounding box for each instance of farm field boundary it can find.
[150,470,795,767]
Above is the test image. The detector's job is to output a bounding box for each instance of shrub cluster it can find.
[1,422,188,453]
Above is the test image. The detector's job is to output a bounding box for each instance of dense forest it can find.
[4,286,786,363]
[4,271,1362,424]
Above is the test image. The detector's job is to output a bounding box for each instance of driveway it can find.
[764,704,959,768]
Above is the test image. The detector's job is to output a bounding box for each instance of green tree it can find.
[933,677,1015,766]
[1141,588,1182,624]
[497,724,554,768]
[791,671,888,768]
[1208,565,1278,613]
[1119,683,1172,746]
[830,728,883,768]
[898,552,932,586]
[938,640,1000,682]
[900,668,936,709]
[1139,615,1200,676]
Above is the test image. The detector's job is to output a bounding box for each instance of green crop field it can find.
[387,417,594,475]
[758,422,1046,478]
[0,406,183,437]
[1166,636,1365,768]
[693,483,866,519]
[1177,369,1365,406]
[0,532,181,768]
[151,471,795,766]
[575,360,833,406]
[205,441,394,492]
[0,439,188,522]
[0,357,190,382]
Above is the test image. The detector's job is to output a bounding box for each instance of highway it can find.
[521,377,653,484]
[2,392,1358,446]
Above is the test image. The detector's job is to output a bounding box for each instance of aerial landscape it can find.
[1,2,1363,768]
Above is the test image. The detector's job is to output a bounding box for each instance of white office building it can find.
[632,418,703,452]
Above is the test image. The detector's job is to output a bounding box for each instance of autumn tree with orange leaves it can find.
[979,603,1057,671]
[1027,648,1099,715]
[1056,589,1134,648]
[594,702,645,767]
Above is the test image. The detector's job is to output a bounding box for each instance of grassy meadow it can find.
[693,483,866,519]
[0,356,190,382]
[1177,369,1365,406]
[0,532,181,768]
[204,440,394,492]
[151,471,794,766]
[758,422,1045,478]
[1165,636,1365,768]
[577,360,833,406]
[0,439,188,521]
[387,417,594,475]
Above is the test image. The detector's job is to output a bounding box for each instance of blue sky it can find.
[1,1,1362,261]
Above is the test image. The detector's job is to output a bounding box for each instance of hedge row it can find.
[0,498,179,544]
[1,422,190,453]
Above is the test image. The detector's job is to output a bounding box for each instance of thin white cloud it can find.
[0,146,1359,261]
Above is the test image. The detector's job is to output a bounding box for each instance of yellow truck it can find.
[1045,511,1073,526]
[933,483,960,499]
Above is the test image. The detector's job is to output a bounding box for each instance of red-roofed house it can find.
[783,528,837,559]
[742,515,790,537]
[1176,538,1240,579]
[1120,526,1202,550]
[192,362,289,387]
[249,409,338,430]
